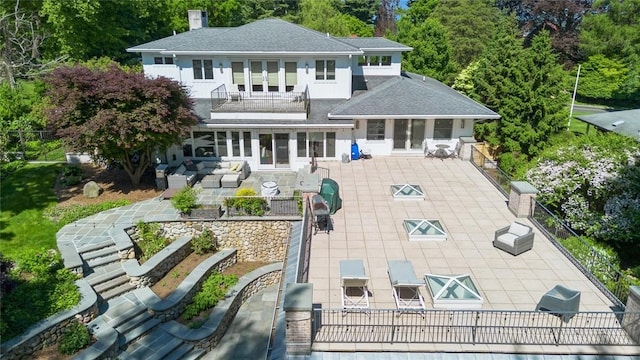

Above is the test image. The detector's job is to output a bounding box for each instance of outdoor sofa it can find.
[195,160,250,180]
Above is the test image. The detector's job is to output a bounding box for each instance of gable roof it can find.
[127,19,362,55]
[576,109,640,141]
[329,73,500,120]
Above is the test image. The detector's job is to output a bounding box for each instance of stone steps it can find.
[77,241,116,255]
[93,274,130,294]
[119,317,161,348]
[114,309,153,335]
[85,253,121,269]
[80,244,118,262]
[100,281,137,301]
[124,328,183,359]
[85,263,125,286]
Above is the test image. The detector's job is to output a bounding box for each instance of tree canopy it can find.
[44,63,198,185]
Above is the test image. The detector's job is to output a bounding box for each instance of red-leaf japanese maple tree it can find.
[45,64,198,185]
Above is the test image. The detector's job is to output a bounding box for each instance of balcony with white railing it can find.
[210,84,310,121]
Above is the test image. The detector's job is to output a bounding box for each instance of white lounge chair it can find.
[387,260,426,311]
[340,260,370,310]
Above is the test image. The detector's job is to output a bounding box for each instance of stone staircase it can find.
[79,241,136,301]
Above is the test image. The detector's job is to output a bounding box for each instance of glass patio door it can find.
[393,119,426,151]
[250,60,279,92]
[259,133,290,168]
[275,133,289,168]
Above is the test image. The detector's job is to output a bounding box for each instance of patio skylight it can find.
[424,274,483,309]
[390,184,424,200]
[403,219,447,241]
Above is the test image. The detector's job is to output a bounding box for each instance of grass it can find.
[567,113,590,135]
[0,163,64,259]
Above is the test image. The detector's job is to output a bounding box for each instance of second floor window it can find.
[154,57,174,65]
[315,60,335,81]
[358,55,392,66]
[193,59,214,80]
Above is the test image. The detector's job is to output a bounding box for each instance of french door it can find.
[393,119,426,151]
[250,60,279,92]
[259,133,289,168]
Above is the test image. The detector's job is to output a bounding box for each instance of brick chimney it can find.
[188,10,208,30]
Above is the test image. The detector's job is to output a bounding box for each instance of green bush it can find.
[44,200,130,225]
[223,188,268,216]
[0,251,80,340]
[0,160,26,181]
[60,165,83,186]
[182,272,238,320]
[135,221,169,261]
[58,321,90,355]
[191,229,216,255]
[171,186,199,214]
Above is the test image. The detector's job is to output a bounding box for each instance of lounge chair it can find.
[423,139,437,158]
[340,260,370,310]
[387,260,426,311]
[536,285,581,322]
[493,221,534,256]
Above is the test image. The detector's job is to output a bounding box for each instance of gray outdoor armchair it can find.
[535,284,581,322]
[493,221,534,256]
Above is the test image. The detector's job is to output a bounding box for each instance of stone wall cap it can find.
[510,181,538,194]
[284,283,313,311]
[459,136,476,142]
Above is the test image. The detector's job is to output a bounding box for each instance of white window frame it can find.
[193,59,214,80]
[315,59,335,81]
[433,119,453,140]
[367,119,386,141]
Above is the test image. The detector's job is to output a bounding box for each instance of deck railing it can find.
[222,195,302,217]
[469,146,510,196]
[210,85,309,113]
[312,308,637,346]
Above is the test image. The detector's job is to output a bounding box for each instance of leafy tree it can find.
[496,0,594,66]
[240,0,301,22]
[470,26,568,168]
[580,0,640,104]
[396,17,457,82]
[525,133,640,253]
[0,81,46,157]
[339,0,380,24]
[431,0,502,69]
[298,0,372,36]
[44,64,198,185]
[40,0,173,63]
[578,54,629,101]
[403,0,439,24]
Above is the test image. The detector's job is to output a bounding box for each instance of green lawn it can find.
[0,163,64,258]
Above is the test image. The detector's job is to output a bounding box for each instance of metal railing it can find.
[222,195,302,217]
[469,144,634,308]
[532,201,632,308]
[210,86,309,113]
[296,198,314,283]
[312,308,637,346]
[469,146,510,196]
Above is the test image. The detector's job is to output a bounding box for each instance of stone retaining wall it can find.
[123,236,193,288]
[151,249,238,322]
[160,263,282,351]
[0,280,98,360]
[160,220,289,262]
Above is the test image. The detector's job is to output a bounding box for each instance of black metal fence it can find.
[313,308,637,346]
[468,144,634,308]
[296,198,314,283]
[222,195,302,217]
[210,87,309,113]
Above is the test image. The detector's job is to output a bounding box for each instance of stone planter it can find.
[189,205,222,219]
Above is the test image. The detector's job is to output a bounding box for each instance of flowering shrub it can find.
[525,134,640,250]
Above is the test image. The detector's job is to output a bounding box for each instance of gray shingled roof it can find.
[329,73,500,119]
[577,109,640,141]
[337,37,412,51]
[127,19,362,55]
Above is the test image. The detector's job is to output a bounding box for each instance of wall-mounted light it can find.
[461,119,465,129]
[305,62,309,74]
[219,63,223,73]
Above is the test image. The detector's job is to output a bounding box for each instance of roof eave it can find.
[328,114,501,120]
[164,50,363,56]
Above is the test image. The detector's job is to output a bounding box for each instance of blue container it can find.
[351,143,360,160]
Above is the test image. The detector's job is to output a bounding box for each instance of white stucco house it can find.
[127,13,499,171]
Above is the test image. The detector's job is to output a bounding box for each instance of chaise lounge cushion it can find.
[196,160,250,180]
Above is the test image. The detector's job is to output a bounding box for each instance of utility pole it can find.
[567,64,581,131]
